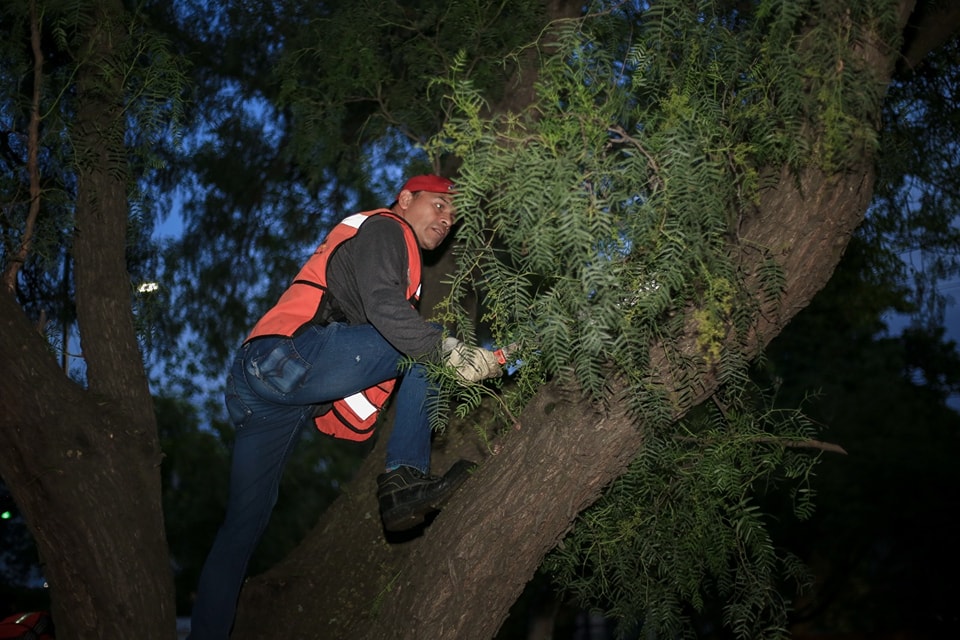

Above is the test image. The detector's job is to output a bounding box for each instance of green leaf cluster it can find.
[431,0,897,417]
[424,0,904,636]
[544,386,819,639]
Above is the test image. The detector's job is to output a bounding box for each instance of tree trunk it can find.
[228,3,952,639]
[0,294,173,639]
[0,1,175,637]
[357,163,876,640]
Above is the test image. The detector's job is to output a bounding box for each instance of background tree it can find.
[0,0,186,637]
[763,238,960,638]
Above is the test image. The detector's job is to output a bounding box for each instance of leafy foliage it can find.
[432,1,900,415]
[0,0,187,370]
[423,1,906,637]
[871,35,960,334]
[545,386,819,640]
[276,0,546,180]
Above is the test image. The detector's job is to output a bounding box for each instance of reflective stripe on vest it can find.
[343,390,378,420]
[244,209,422,442]
[319,380,397,441]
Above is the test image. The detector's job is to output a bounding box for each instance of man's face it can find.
[395,189,457,250]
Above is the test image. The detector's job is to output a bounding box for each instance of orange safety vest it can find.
[245,209,422,441]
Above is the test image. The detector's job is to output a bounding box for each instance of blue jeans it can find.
[188,322,436,639]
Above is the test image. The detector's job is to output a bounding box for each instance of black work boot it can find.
[376,459,476,532]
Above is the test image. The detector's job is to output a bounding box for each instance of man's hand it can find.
[443,337,503,383]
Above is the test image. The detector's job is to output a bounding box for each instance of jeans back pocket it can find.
[247,338,311,396]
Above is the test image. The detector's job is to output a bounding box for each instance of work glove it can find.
[443,337,503,383]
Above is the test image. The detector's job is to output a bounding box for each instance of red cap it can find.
[399,174,456,197]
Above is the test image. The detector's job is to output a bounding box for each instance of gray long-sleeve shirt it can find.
[323,213,443,359]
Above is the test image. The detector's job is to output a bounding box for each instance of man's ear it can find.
[396,189,414,211]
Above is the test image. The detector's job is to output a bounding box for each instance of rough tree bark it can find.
[0,1,175,638]
[231,2,960,640]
